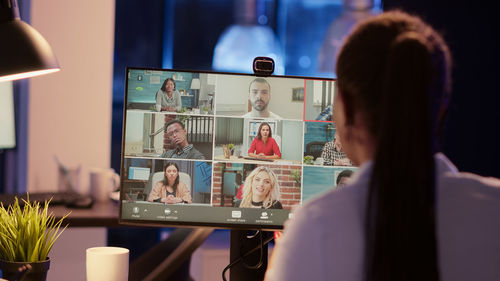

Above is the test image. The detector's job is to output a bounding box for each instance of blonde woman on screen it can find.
[234,166,282,209]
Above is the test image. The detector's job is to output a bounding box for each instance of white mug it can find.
[89,168,120,202]
[86,247,129,281]
[155,104,161,112]
[315,157,324,165]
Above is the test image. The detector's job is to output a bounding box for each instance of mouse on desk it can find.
[65,196,94,209]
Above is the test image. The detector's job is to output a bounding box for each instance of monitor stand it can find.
[229,229,272,281]
[129,227,213,281]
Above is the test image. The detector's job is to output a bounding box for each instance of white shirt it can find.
[266,153,500,281]
[242,111,281,119]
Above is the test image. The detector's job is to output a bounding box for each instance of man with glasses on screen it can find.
[242,78,281,119]
[160,120,205,159]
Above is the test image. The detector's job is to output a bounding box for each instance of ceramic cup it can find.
[315,157,324,165]
[89,168,120,202]
[86,247,129,281]
[155,104,161,112]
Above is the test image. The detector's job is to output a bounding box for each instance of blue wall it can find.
[127,69,195,104]
[303,122,334,150]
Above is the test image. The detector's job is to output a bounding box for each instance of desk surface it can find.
[127,109,212,116]
[214,155,301,165]
[52,200,121,227]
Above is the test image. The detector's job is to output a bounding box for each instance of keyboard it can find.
[241,156,275,162]
[0,191,90,207]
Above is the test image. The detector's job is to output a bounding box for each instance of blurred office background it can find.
[110,0,382,174]
[110,0,500,181]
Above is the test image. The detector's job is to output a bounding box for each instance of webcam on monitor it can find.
[253,56,274,76]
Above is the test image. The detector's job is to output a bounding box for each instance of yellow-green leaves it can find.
[0,197,69,262]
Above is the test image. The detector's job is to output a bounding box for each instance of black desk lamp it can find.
[0,0,60,82]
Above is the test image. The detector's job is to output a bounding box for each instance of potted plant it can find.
[303,155,314,165]
[202,105,210,114]
[0,197,69,281]
[228,144,235,156]
[290,170,302,184]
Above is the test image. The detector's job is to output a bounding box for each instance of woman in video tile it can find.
[234,166,282,209]
[147,162,192,204]
[155,77,182,112]
[248,122,282,160]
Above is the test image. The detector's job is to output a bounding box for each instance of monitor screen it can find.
[119,67,357,230]
[128,167,151,180]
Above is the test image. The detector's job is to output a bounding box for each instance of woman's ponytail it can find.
[336,12,451,281]
[365,31,439,281]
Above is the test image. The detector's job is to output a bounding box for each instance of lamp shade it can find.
[190,78,200,90]
[0,0,60,82]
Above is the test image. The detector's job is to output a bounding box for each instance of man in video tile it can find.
[336,169,353,188]
[242,78,281,119]
[321,132,352,166]
[161,120,205,159]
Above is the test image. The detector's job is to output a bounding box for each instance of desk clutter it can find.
[0,191,94,209]
[0,157,124,212]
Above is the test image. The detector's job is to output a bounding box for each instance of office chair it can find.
[305,141,325,160]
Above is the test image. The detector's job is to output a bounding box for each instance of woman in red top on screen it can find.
[248,122,281,160]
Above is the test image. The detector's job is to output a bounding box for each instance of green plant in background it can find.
[290,170,302,184]
[178,115,191,125]
[228,143,235,153]
[0,197,69,262]
[303,155,314,165]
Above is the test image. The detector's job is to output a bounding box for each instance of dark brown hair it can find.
[336,169,354,185]
[336,11,451,281]
[256,122,272,139]
[165,119,185,130]
[160,77,176,92]
[162,162,180,193]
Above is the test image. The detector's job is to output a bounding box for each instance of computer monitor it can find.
[119,67,357,230]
